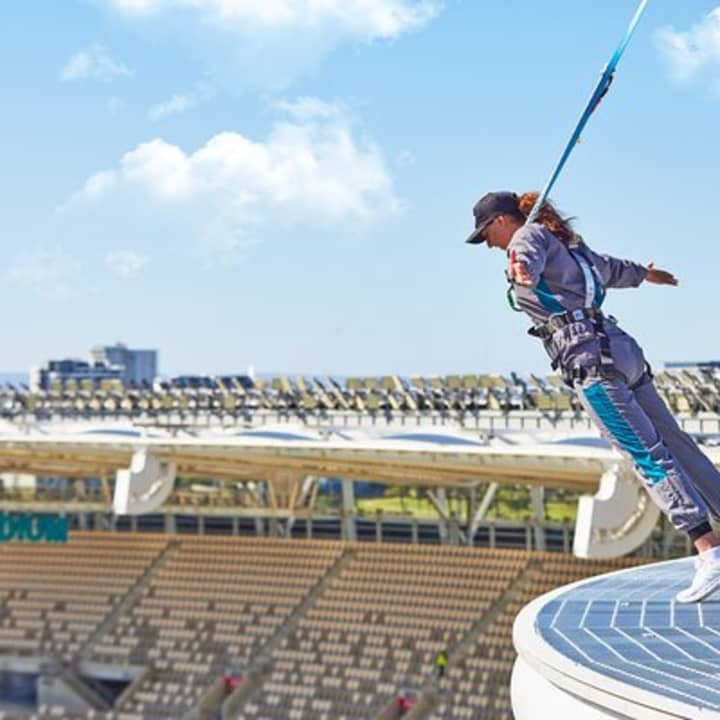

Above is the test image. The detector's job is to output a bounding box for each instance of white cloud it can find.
[656,8,720,81]
[106,250,150,278]
[121,140,194,197]
[106,0,441,40]
[148,93,198,121]
[60,44,133,82]
[55,170,118,214]
[272,97,345,121]
[148,84,213,121]
[71,99,399,259]
[84,171,118,198]
[6,248,83,299]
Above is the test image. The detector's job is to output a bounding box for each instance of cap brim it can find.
[465,223,489,245]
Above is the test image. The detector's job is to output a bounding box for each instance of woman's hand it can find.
[509,249,533,286]
[645,261,678,286]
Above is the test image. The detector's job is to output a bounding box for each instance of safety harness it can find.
[504,0,650,387]
[526,244,616,384]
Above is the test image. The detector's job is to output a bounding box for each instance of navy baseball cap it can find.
[465,191,520,244]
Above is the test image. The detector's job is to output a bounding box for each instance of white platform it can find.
[512,558,720,720]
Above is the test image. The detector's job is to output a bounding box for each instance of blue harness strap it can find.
[525,0,650,224]
[525,243,616,380]
[569,244,615,375]
[568,245,605,309]
[507,0,650,313]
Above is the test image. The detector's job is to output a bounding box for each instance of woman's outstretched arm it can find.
[582,245,648,289]
[585,245,678,288]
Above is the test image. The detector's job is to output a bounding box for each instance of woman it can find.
[465,190,720,602]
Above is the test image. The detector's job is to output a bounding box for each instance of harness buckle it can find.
[563,365,592,388]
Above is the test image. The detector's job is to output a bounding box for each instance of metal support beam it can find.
[164,513,176,534]
[341,479,357,542]
[426,489,466,544]
[468,483,499,542]
[448,512,461,546]
[426,489,449,543]
[266,481,281,537]
[244,482,265,508]
[94,513,109,531]
[285,475,308,537]
[530,486,546,551]
[100,475,111,503]
[308,479,320,512]
[297,476,317,510]
[465,486,477,542]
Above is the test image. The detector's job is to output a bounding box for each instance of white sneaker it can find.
[676,554,720,603]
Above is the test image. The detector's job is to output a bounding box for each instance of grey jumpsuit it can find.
[509,222,720,539]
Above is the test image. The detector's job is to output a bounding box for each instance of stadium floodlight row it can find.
[1,366,719,421]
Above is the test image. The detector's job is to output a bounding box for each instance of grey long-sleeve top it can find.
[507,223,648,325]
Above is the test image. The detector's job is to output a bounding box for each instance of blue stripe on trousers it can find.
[582,381,668,484]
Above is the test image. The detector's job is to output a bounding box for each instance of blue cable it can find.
[526,0,650,224]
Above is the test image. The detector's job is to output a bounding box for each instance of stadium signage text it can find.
[0,512,68,543]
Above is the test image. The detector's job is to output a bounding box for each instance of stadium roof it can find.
[0,429,630,490]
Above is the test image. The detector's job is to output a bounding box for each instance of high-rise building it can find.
[90,343,158,387]
[31,343,158,391]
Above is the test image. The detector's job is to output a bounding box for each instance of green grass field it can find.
[353,486,579,522]
[177,477,581,522]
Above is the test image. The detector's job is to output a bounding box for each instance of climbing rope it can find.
[507,0,651,313]
[525,0,650,225]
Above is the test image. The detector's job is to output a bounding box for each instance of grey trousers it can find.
[569,328,720,539]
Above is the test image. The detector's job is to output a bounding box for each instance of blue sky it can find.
[2,1,719,378]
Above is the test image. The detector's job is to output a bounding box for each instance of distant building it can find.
[30,359,124,392]
[91,343,157,387]
[31,343,158,391]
